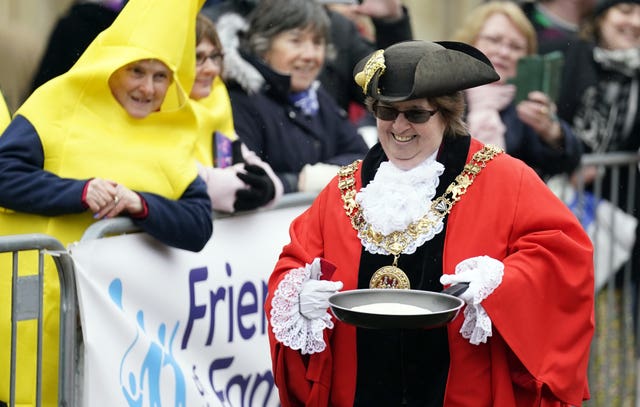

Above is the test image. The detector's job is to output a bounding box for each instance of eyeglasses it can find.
[196,51,224,67]
[372,103,438,124]
[476,34,527,54]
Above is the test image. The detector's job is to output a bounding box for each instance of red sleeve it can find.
[489,163,594,404]
[265,188,333,406]
[445,151,594,405]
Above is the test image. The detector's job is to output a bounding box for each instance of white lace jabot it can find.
[355,155,445,255]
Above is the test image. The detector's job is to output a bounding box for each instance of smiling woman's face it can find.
[599,3,640,50]
[375,98,446,170]
[108,59,173,119]
[473,12,528,82]
[190,38,223,100]
[263,25,326,93]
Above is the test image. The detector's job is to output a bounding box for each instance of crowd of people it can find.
[453,1,583,179]
[1,0,639,405]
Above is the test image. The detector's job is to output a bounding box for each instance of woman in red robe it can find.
[265,39,594,407]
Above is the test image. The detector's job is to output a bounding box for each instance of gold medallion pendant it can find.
[369,265,410,289]
[338,145,503,292]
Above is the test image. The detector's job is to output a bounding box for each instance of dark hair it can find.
[364,92,468,138]
[196,14,223,52]
[581,0,640,43]
[242,0,332,58]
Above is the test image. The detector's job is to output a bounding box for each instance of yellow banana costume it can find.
[0,91,9,132]
[192,75,237,167]
[0,0,206,405]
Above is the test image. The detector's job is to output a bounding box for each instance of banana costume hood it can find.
[16,0,203,206]
[0,0,206,405]
[193,75,236,166]
[0,91,9,132]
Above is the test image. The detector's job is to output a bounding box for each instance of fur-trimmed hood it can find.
[216,12,265,94]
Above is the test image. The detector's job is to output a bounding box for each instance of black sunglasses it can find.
[372,103,438,124]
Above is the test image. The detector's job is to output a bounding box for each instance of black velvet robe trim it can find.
[353,136,471,407]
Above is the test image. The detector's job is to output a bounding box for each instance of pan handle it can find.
[441,282,469,297]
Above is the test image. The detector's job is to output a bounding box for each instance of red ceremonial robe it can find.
[265,137,594,407]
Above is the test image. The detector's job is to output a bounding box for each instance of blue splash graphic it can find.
[109,279,123,310]
[109,279,187,407]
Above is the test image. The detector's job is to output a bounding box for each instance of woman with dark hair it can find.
[216,0,369,194]
[557,1,640,403]
[202,0,413,115]
[190,13,283,213]
[558,0,640,176]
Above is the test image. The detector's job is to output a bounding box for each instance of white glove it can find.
[298,163,340,193]
[440,255,504,345]
[270,257,342,354]
[300,279,344,320]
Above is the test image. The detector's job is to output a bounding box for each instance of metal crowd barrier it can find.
[1,233,77,407]
[80,191,318,241]
[5,153,640,406]
[550,152,640,407]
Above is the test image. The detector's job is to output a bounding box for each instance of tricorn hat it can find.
[354,40,499,103]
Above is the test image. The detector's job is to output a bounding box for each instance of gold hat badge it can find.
[354,49,386,96]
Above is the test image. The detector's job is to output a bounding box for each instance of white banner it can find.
[70,205,307,407]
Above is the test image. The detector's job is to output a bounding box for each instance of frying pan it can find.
[328,283,469,329]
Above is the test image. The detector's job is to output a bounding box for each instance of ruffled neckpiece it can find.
[355,155,445,255]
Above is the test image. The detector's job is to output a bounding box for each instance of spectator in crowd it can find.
[30,0,126,92]
[202,0,413,115]
[191,13,283,212]
[521,0,596,54]
[0,0,211,405]
[557,2,640,400]
[558,0,640,160]
[0,91,9,130]
[265,40,594,406]
[216,0,370,193]
[557,0,640,255]
[323,1,375,43]
[453,0,583,179]
[317,0,413,118]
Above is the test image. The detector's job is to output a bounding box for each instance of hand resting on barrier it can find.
[84,178,145,220]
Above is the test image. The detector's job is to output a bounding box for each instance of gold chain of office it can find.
[338,144,503,289]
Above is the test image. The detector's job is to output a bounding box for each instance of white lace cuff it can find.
[440,255,504,345]
[270,264,334,355]
[460,303,492,345]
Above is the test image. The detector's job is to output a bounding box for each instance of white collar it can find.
[356,153,444,236]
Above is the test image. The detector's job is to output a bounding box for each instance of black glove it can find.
[234,164,276,211]
[231,139,244,164]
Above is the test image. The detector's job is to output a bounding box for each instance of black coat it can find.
[30,3,119,91]
[557,38,640,154]
[319,8,413,112]
[226,55,369,193]
[202,2,413,112]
